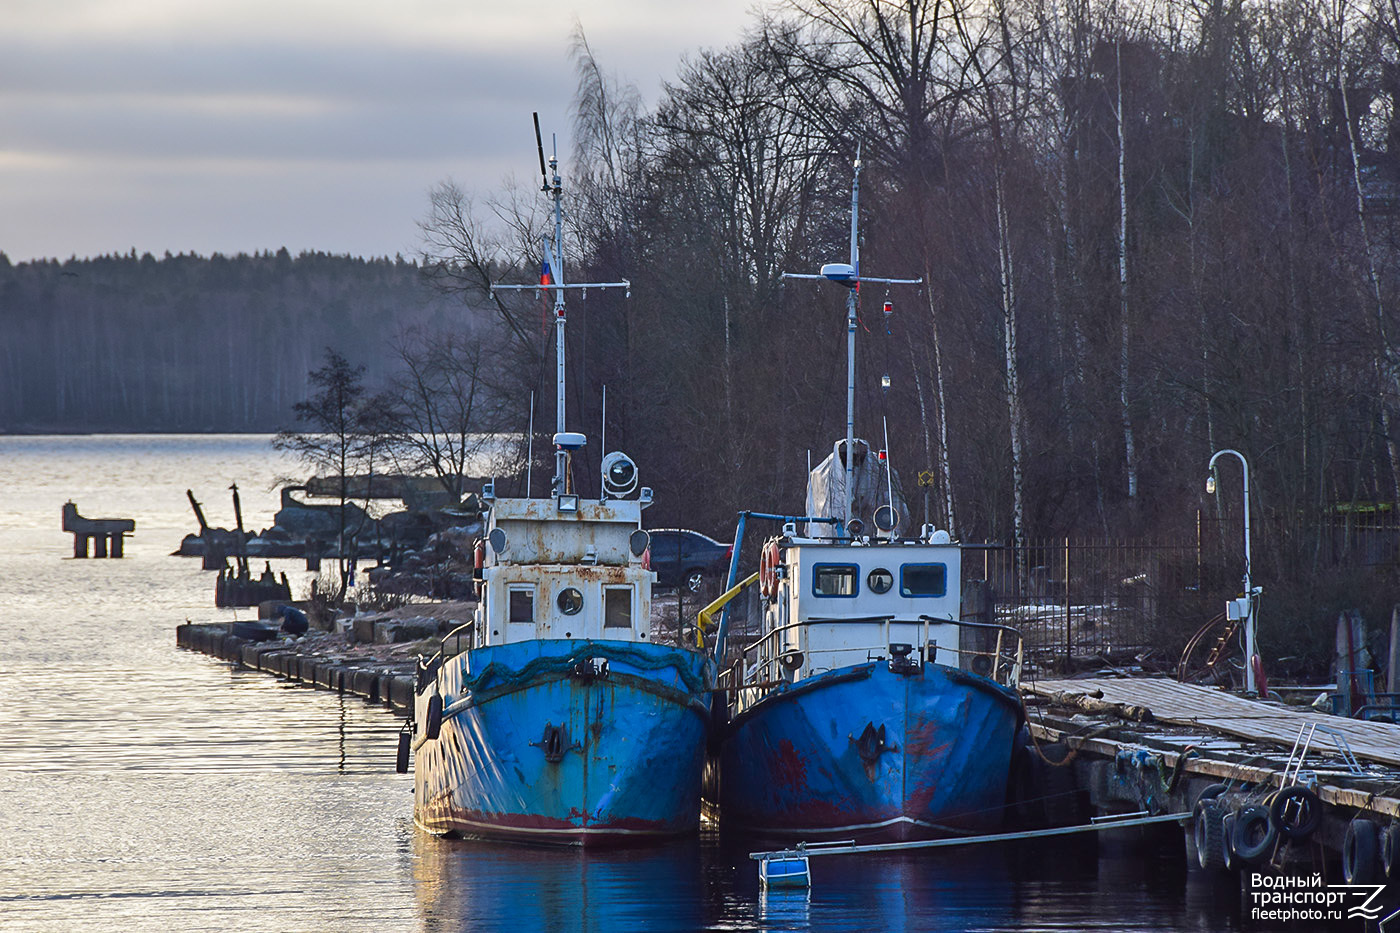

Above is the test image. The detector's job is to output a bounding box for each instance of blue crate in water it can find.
[759,854,810,888]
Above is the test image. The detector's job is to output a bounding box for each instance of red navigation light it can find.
[878,449,887,461]
[882,300,893,315]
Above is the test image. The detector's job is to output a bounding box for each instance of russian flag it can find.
[539,257,554,331]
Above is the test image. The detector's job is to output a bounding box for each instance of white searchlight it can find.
[820,263,857,287]
[601,451,639,498]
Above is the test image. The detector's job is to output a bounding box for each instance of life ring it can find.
[759,539,780,598]
[472,539,485,596]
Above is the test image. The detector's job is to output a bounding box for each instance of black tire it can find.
[1344,819,1380,884]
[396,730,410,774]
[1231,805,1277,864]
[1382,823,1399,881]
[425,693,443,741]
[1196,782,1229,805]
[1194,798,1227,871]
[1269,785,1322,841]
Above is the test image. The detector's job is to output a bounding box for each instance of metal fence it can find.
[969,510,1400,672]
[968,539,1221,671]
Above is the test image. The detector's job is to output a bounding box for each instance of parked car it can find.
[646,528,733,593]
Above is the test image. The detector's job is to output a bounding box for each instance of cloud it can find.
[0,0,763,260]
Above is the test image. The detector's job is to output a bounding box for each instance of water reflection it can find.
[757,887,811,931]
[412,833,706,933]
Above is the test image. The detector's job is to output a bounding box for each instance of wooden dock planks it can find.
[1028,677,1400,768]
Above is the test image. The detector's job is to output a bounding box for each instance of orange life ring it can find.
[473,539,485,571]
[759,539,780,598]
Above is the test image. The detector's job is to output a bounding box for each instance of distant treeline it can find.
[0,248,473,433]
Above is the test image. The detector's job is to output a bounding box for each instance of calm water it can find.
[0,436,1249,931]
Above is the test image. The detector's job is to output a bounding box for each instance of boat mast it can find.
[491,113,630,499]
[546,147,569,491]
[844,153,861,532]
[783,145,920,536]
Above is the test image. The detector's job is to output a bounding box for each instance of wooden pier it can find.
[1029,678,1400,768]
[1022,676,1400,888]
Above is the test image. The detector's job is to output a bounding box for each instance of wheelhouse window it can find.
[604,586,632,628]
[812,563,859,597]
[867,568,894,594]
[900,563,947,598]
[508,586,535,623]
[557,587,583,615]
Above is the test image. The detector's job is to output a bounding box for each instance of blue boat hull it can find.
[713,661,1021,840]
[415,639,713,846]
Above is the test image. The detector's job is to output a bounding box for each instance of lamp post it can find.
[1207,448,1259,694]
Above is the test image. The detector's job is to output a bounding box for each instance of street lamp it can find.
[1206,448,1260,695]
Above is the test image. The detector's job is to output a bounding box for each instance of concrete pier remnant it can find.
[62,501,135,558]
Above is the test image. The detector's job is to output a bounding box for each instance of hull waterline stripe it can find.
[416,815,684,840]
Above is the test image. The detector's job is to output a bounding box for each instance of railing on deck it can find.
[417,620,476,691]
[717,615,1023,703]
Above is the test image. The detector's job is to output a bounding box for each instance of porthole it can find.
[557,587,583,615]
[867,568,894,594]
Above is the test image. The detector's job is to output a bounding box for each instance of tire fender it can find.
[1194,798,1227,871]
[1269,784,1322,841]
[1344,819,1380,884]
[1231,805,1277,864]
[425,693,443,741]
[1382,823,1399,881]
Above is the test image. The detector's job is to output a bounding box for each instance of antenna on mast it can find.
[782,143,921,538]
[533,112,549,192]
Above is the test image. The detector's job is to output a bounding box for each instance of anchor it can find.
[851,722,897,780]
[531,723,581,763]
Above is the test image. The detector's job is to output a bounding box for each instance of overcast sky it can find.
[1,0,761,263]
